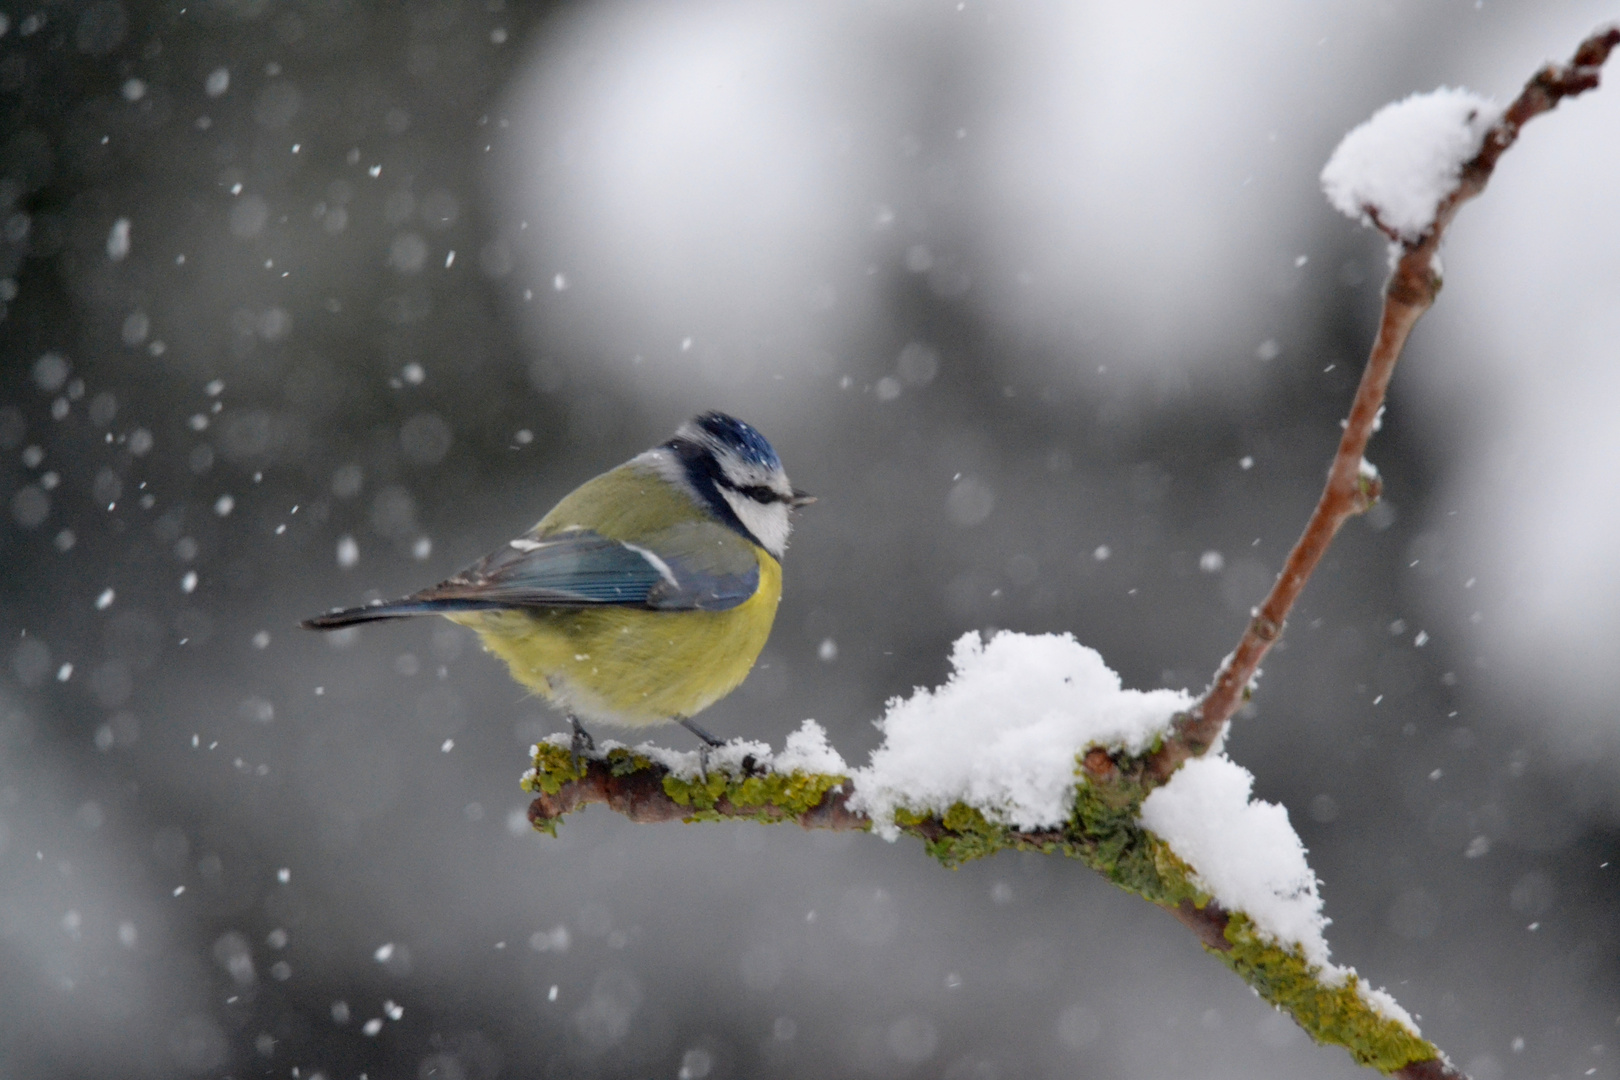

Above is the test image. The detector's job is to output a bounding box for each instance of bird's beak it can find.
[789,489,817,508]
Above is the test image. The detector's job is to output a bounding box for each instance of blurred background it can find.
[1,0,1616,1077]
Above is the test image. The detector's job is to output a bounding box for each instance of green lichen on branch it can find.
[520,741,593,794]
[889,756,1439,1073]
[524,743,1437,1074]
[522,740,857,833]
[1061,758,1437,1073]
[893,802,1019,866]
[1216,913,1438,1073]
[1070,755,1201,903]
[660,762,850,823]
[890,752,1201,908]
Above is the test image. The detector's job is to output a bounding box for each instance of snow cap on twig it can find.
[1321,88,1502,242]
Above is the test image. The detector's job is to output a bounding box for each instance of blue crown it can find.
[690,412,781,471]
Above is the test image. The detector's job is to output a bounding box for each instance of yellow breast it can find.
[450,546,782,729]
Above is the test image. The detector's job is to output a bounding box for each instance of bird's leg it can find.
[568,714,596,773]
[677,716,725,747]
[677,716,724,783]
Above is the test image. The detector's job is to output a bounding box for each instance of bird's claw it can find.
[676,716,724,785]
[568,714,595,774]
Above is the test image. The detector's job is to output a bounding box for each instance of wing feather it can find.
[416,524,759,612]
[303,521,762,630]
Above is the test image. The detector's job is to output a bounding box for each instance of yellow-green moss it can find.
[521,742,1435,1073]
[890,803,997,866]
[521,743,656,836]
[523,743,848,825]
[1072,766,1178,897]
[520,741,589,795]
[1215,913,1436,1072]
[884,756,1433,1073]
[522,742,664,795]
[661,764,850,824]
[894,754,1198,902]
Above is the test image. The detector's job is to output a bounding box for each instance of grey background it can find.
[1,2,1616,1078]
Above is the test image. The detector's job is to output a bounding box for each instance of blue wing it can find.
[433,528,672,606]
[303,525,759,629]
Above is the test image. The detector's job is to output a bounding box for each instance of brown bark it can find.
[1394,1057,1472,1080]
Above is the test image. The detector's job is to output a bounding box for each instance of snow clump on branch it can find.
[851,631,1192,837]
[1320,87,1502,241]
[1140,755,1421,1034]
[1140,755,1330,965]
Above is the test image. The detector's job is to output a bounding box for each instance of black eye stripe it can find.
[718,479,781,504]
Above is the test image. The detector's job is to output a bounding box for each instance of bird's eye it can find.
[738,485,781,504]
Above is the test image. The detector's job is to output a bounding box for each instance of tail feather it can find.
[301,596,511,630]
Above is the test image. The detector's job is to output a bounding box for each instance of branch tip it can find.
[1170,22,1618,780]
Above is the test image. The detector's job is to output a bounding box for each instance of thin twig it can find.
[1153,23,1620,783]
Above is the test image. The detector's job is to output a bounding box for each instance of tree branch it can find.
[526,742,1439,1073]
[521,25,1618,1080]
[1155,22,1620,782]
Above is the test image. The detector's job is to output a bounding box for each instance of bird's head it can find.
[659,412,812,558]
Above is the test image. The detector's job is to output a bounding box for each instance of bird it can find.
[302,412,813,765]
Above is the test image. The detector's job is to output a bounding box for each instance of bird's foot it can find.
[568,714,596,774]
[677,717,724,784]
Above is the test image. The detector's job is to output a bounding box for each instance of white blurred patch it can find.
[500,0,877,407]
[974,2,1368,378]
[498,0,1402,412]
[106,218,131,261]
[1412,7,1620,751]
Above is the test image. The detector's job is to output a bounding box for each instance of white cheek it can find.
[721,489,792,557]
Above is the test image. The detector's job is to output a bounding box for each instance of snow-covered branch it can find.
[524,718,1436,1074]
[522,25,1618,1080]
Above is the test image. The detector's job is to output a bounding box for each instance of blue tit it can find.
[303,412,813,757]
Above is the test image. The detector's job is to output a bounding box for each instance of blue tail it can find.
[301,596,512,630]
